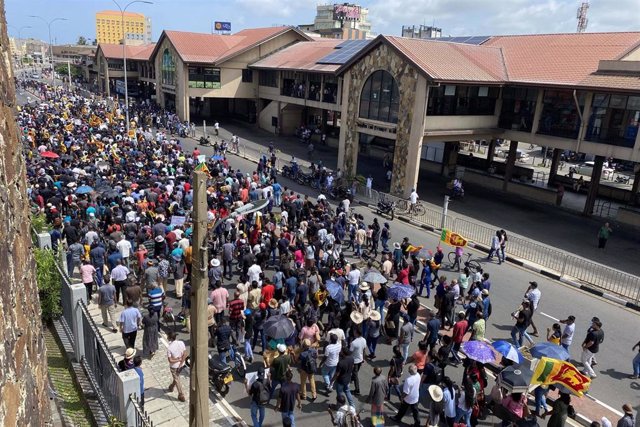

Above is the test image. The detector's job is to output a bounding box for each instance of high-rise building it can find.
[302,3,372,39]
[401,25,442,39]
[95,10,152,45]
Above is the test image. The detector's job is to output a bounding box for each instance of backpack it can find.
[257,380,270,405]
[299,349,317,374]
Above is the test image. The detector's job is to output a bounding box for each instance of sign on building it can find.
[214,21,232,32]
[333,3,361,21]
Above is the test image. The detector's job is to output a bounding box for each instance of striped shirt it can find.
[148,287,164,311]
[228,298,245,320]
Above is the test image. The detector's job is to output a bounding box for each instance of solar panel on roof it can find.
[317,39,371,65]
[433,36,491,45]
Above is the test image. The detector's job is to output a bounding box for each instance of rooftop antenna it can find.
[576,0,589,33]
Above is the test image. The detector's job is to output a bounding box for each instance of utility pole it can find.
[441,195,450,229]
[67,59,72,89]
[189,170,209,426]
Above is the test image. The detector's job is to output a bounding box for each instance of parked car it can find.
[495,148,529,161]
[575,161,615,178]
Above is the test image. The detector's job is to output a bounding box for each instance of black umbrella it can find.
[498,365,534,393]
[263,315,295,339]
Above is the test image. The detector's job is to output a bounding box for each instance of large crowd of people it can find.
[17,78,636,427]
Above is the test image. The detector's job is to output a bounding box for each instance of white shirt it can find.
[402,372,421,404]
[324,342,341,367]
[562,322,575,346]
[167,340,186,369]
[247,264,262,283]
[334,404,356,427]
[347,270,361,286]
[328,328,345,342]
[410,191,418,204]
[526,288,541,310]
[117,239,132,258]
[366,177,373,188]
[349,337,367,364]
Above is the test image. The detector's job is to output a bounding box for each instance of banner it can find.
[440,229,468,247]
[531,357,591,396]
[170,216,186,227]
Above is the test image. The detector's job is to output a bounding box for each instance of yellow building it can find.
[95,10,152,45]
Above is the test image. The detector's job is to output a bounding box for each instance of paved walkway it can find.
[85,300,240,427]
[195,121,640,277]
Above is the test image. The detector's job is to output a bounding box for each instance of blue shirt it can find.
[285,276,297,297]
[133,366,144,396]
[148,287,164,311]
[119,307,142,333]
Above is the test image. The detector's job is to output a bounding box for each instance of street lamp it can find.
[29,15,67,87]
[8,25,31,66]
[111,0,153,136]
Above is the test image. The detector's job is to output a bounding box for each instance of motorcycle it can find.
[329,185,353,202]
[281,164,295,179]
[296,172,316,187]
[199,136,211,146]
[449,186,465,200]
[208,354,234,397]
[376,199,395,220]
[615,175,630,184]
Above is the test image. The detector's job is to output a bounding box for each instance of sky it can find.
[6,0,640,44]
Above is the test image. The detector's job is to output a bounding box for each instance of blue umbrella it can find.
[530,342,570,361]
[211,155,224,161]
[387,283,415,300]
[461,340,497,364]
[492,340,524,364]
[326,280,344,305]
[75,185,94,194]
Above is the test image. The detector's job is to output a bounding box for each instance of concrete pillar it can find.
[530,90,544,134]
[577,92,593,143]
[631,168,640,205]
[583,155,604,216]
[548,148,562,185]
[442,142,459,177]
[69,283,86,362]
[485,139,496,169]
[502,139,519,191]
[118,369,141,426]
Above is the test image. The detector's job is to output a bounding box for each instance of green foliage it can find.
[34,248,62,323]
[77,36,87,46]
[54,63,83,79]
[106,416,126,427]
[31,212,50,233]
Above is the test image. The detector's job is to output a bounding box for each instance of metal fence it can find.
[129,394,154,427]
[79,301,120,420]
[562,255,640,302]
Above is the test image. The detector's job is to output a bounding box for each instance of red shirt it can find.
[261,284,275,303]
[396,268,410,285]
[452,319,468,344]
[228,298,245,320]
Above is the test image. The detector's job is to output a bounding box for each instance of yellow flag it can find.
[530,357,591,396]
[440,229,468,248]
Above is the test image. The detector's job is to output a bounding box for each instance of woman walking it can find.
[142,309,159,357]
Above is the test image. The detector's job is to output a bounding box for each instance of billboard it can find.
[214,21,231,32]
[333,3,361,21]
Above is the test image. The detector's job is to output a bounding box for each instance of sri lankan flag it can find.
[440,229,468,248]
[194,162,211,177]
[406,244,424,253]
[531,357,591,396]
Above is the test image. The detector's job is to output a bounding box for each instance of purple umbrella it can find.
[387,283,415,300]
[461,340,497,364]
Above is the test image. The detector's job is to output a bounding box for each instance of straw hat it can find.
[359,282,370,291]
[369,311,381,321]
[124,348,136,359]
[393,242,401,249]
[210,258,220,267]
[268,298,279,309]
[350,311,364,324]
[428,385,443,402]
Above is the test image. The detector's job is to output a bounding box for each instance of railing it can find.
[79,301,120,419]
[562,255,640,302]
[129,394,154,427]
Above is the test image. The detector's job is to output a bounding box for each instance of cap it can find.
[277,343,287,353]
[259,302,267,311]
[481,289,489,296]
[244,308,252,316]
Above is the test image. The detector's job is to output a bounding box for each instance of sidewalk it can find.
[196,121,640,277]
[85,300,240,427]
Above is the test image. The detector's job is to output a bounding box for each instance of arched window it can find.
[162,48,175,86]
[359,70,399,123]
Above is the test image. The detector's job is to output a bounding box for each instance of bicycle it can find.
[396,199,426,216]
[447,252,482,274]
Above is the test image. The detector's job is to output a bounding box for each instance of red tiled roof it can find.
[578,73,640,91]
[250,39,342,73]
[385,36,507,83]
[483,32,640,86]
[98,43,155,60]
[161,26,306,64]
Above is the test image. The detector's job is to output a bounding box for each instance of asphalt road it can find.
[15,85,639,426]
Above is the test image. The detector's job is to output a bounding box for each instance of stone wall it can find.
[342,42,419,195]
[0,1,51,425]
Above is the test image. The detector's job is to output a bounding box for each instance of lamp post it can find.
[111,0,153,136]
[29,15,67,87]
[8,25,31,66]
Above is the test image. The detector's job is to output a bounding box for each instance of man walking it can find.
[525,282,542,336]
[581,319,604,378]
[391,364,421,427]
[511,300,534,347]
[366,367,388,425]
[98,277,118,332]
[166,331,187,402]
[597,222,612,250]
[559,315,576,351]
[246,366,270,427]
[398,313,414,362]
[277,370,301,427]
[332,347,355,407]
[118,300,142,348]
[349,329,366,395]
[111,259,130,306]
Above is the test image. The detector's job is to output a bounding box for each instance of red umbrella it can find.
[40,151,59,159]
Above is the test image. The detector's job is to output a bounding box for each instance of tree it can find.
[92,38,97,46]
[77,36,87,45]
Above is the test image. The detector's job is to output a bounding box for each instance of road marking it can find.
[583,394,624,417]
[540,312,559,322]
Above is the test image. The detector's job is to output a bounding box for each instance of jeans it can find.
[561,343,570,351]
[511,325,534,347]
[223,259,233,278]
[367,335,379,356]
[534,386,548,416]
[270,379,283,400]
[382,238,389,252]
[252,329,266,353]
[335,382,355,407]
[374,299,385,320]
[633,352,640,377]
[95,265,104,286]
[244,340,254,360]
[401,343,410,362]
[451,342,462,363]
[355,243,362,256]
[281,411,295,427]
[250,401,265,427]
[499,247,506,263]
[348,284,358,302]
[351,362,362,393]
[387,382,402,400]
[455,406,472,427]
[322,365,337,387]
